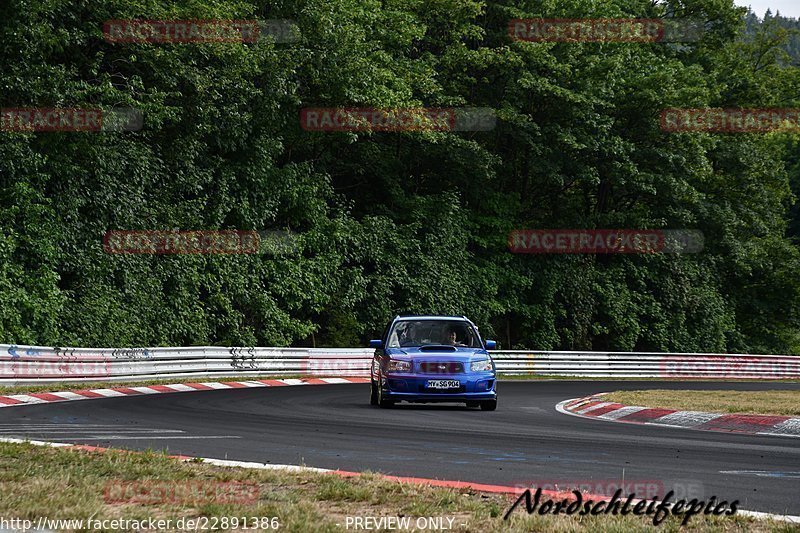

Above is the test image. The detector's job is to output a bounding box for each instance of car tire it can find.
[480,400,497,411]
[377,382,394,408]
[370,380,378,406]
[465,401,480,408]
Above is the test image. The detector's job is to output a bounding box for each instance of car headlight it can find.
[471,359,493,372]
[386,359,411,373]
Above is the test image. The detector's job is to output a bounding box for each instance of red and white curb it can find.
[0,377,369,409]
[556,393,800,438]
[0,437,797,525]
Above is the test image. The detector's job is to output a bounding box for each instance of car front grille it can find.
[419,362,464,374]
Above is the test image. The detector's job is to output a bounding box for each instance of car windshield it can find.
[387,320,482,348]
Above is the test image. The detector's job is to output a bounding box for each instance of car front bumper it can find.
[380,373,497,402]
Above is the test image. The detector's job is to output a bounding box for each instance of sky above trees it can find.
[735,1,800,18]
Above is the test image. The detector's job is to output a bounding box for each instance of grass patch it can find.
[0,441,790,532]
[603,390,800,416]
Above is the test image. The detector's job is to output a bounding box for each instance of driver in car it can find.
[445,327,467,347]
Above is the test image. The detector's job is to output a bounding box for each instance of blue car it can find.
[369,315,498,410]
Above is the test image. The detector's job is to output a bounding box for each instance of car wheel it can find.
[370,380,378,406]
[377,382,394,408]
[480,400,497,411]
[465,401,479,408]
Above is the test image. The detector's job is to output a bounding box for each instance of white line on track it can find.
[58,436,242,440]
[278,379,307,385]
[160,384,196,392]
[4,395,47,404]
[737,510,800,523]
[755,432,800,438]
[0,424,116,428]
[196,457,332,473]
[720,470,800,478]
[577,402,613,414]
[198,382,233,389]
[320,378,351,384]
[0,430,185,434]
[238,381,268,387]
[597,406,646,420]
[760,418,800,436]
[48,392,88,400]
[128,387,162,394]
[85,389,127,397]
[653,411,722,427]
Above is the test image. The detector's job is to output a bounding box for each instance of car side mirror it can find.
[485,340,497,350]
[369,339,384,348]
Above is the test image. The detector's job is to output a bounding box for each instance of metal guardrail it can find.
[491,351,800,378]
[0,344,798,384]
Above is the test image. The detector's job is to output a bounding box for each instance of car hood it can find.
[386,346,491,363]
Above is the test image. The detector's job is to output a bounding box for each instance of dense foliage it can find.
[1,0,799,352]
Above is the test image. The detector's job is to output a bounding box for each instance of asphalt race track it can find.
[1,381,798,515]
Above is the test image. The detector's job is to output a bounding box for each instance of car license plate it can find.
[427,379,460,389]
